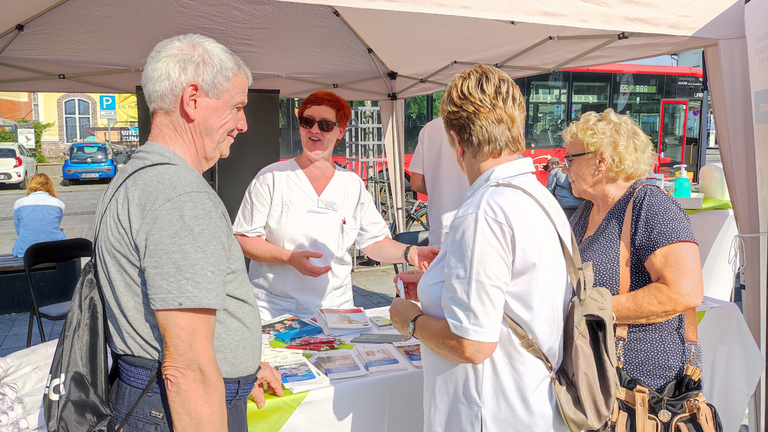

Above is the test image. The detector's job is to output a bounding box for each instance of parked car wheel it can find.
[18,175,27,190]
[62,179,70,186]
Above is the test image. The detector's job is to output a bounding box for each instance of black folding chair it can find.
[24,238,93,347]
[392,231,430,275]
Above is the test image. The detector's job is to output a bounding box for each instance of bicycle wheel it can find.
[406,207,430,232]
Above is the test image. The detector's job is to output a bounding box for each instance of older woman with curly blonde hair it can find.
[561,108,703,395]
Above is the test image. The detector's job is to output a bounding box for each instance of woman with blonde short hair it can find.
[389,63,573,431]
[12,173,66,257]
[561,109,703,398]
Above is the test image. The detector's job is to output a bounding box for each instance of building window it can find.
[64,98,91,142]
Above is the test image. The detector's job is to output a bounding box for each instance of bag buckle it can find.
[519,337,536,350]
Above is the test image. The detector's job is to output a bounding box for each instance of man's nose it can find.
[237,109,248,133]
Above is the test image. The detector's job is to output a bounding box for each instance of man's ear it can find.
[180,83,201,121]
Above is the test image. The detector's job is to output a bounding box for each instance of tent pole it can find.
[0,68,140,85]
[330,7,393,73]
[549,35,622,71]
[0,0,68,39]
[496,36,553,66]
[0,31,22,57]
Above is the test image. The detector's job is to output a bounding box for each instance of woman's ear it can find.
[449,130,465,159]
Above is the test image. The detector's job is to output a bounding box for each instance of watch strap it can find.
[409,313,425,337]
[403,244,415,265]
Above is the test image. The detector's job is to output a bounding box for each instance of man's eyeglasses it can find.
[563,151,595,167]
[298,115,339,133]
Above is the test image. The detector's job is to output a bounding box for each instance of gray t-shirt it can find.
[95,142,261,378]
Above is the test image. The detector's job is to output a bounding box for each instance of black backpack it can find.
[44,163,170,432]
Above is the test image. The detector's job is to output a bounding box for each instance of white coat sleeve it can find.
[441,211,514,343]
[353,186,391,249]
[232,172,273,238]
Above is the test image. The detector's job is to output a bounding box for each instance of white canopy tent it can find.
[1,0,765,428]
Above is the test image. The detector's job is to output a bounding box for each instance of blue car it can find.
[62,142,117,186]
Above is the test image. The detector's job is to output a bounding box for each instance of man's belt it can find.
[117,357,257,401]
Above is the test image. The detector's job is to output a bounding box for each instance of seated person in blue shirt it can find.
[12,173,66,257]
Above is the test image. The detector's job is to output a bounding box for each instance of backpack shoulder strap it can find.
[92,162,174,250]
[491,183,580,372]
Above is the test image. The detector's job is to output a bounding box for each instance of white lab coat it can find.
[417,158,571,432]
[233,159,390,319]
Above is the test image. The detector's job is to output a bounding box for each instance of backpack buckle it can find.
[519,337,536,350]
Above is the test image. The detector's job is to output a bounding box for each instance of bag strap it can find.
[490,183,580,374]
[92,161,172,429]
[615,184,698,358]
[93,162,173,251]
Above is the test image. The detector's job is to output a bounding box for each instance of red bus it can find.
[279,63,705,191]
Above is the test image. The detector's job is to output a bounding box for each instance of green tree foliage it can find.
[0,128,13,142]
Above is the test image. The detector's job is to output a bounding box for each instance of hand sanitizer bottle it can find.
[673,164,691,198]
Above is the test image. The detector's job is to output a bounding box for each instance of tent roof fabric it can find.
[0,0,744,99]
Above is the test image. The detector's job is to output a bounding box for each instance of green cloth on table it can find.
[685,199,732,214]
[247,388,309,432]
[697,311,705,325]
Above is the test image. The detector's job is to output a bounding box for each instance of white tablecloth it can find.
[698,297,764,432]
[263,301,763,432]
[689,209,738,301]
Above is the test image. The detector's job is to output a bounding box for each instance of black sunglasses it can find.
[298,115,339,133]
[563,151,595,167]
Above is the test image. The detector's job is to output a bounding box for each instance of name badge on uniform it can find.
[317,199,339,212]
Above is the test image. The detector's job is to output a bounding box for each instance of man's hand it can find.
[287,250,332,277]
[250,362,285,409]
[393,270,424,301]
[409,246,439,271]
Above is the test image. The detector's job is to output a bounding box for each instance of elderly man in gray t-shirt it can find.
[95,34,282,432]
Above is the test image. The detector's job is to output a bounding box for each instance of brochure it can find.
[393,341,423,368]
[262,314,322,343]
[368,316,393,328]
[356,345,408,374]
[272,357,330,393]
[319,308,371,329]
[350,333,411,344]
[311,311,368,337]
[309,349,368,380]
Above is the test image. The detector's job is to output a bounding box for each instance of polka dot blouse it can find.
[570,179,702,393]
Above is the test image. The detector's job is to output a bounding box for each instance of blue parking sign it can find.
[100,95,116,111]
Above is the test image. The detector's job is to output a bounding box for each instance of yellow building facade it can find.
[34,92,138,159]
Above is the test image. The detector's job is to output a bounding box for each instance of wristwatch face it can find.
[408,320,416,336]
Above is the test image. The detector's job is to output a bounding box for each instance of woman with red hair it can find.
[233,91,438,319]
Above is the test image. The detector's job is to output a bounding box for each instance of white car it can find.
[0,142,38,189]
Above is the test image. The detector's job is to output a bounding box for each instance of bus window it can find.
[570,72,611,123]
[612,73,664,147]
[527,73,568,150]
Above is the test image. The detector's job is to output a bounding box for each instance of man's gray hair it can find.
[141,34,253,114]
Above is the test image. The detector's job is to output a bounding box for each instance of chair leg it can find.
[36,311,47,344]
[27,306,34,348]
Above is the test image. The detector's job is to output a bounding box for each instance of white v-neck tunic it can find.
[233,159,390,319]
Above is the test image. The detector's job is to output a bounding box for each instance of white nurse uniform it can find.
[233,159,390,319]
[417,158,571,432]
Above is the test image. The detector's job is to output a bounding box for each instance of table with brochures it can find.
[247,306,424,432]
[246,299,763,432]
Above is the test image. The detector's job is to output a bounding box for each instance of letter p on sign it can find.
[100,95,116,111]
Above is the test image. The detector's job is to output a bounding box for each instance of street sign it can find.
[100,95,116,111]
[100,95,117,120]
[692,108,701,117]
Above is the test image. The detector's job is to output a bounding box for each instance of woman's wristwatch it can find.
[403,244,415,265]
[408,313,425,337]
